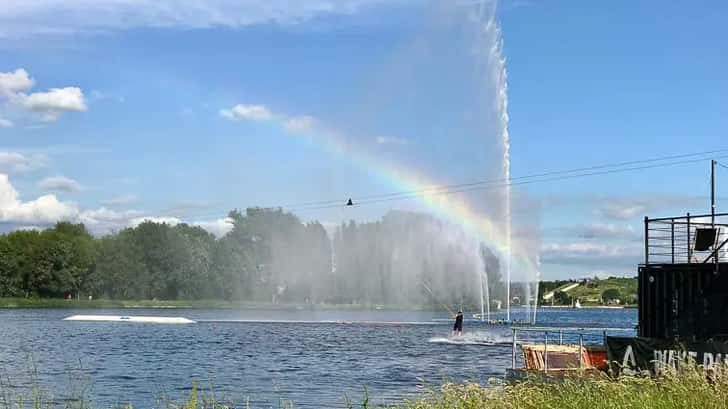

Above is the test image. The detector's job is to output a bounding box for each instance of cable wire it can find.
[158,150,728,220]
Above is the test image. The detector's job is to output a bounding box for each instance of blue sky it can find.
[1,0,726,279]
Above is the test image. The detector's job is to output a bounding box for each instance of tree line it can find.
[0,208,504,305]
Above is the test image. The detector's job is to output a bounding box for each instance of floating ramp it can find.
[63,315,196,324]
[196,319,439,326]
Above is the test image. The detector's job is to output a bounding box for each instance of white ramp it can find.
[63,315,196,324]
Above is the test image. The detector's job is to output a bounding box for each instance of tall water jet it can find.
[483,267,491,320]
[477,264,491,321]
[532,279,540,324]
[479,1,513,321]
[478,268,485,321]
[492,10,512,322]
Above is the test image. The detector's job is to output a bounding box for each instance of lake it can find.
[0,307,636,408]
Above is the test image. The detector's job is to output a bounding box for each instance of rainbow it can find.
[269,116,536,273]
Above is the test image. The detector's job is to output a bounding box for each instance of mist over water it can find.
[261,0,539,317]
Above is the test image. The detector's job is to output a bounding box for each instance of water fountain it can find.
[269,0,540,320]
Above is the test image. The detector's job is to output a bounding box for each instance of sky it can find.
[1,0,727,279]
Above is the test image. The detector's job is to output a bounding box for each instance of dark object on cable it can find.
[346,198,353,206]
[694,228,717,251]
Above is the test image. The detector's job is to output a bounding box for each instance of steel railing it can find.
[644,212,728,265]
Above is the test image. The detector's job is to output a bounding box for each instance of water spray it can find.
[478,270,485,322]
[422,282,456,316]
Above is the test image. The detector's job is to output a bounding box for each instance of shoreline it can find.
[0,298,636,310]
[0,298,442,310]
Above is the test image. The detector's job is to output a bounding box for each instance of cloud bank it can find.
[0,174,78,224]
[0,0,400,39]
[0,173,232,237]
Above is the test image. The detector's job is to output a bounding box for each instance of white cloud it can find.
[0,118,14,128]
[0,69,87,124]
[100,194,138,207]
[0,173,235,236]
[129,215,235,237]
[78,206,143,234]
[0,173,78,224]
[223,105,331,139]
[0,0,399,39]
[129,216,182,227]
[541,242,640,267]
[80,207,140,224]
[0,152,47,173]
[21,87,87,114]
[598,204,645,221]
[38,175,82,192]
[570,222,637,240]
[0,68,34,94]
[595,195,704,221]
[220,104,273,122]
[193,218,234,237]
[0,175,134,234]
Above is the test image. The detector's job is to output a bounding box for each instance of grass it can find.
[543,276,638,307]
[394,367,728,409]
[570,276,638,306]
[5,366,728,409]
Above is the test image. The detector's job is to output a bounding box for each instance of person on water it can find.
[452,310,464,336]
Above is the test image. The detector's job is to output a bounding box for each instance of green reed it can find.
[393,366,728,409]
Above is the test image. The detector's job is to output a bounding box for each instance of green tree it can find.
[50,222,97,297]
[553,291,573,306]
[602,288,621,304]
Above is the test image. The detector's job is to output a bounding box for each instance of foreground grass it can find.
[396,368,728,409]
[5,368,728,409]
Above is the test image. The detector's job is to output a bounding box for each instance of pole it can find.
[644,216,649,265]
[544,332,549,372]
[712,160,716,227]
[511,328,517,369]
[579,334,584,369]
[687,213,692,263]
[711,160,718,270]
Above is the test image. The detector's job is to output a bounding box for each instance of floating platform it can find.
[197,319,439,326]
[63,315,196,324]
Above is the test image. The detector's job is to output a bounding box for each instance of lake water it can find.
[0,307,636,408]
